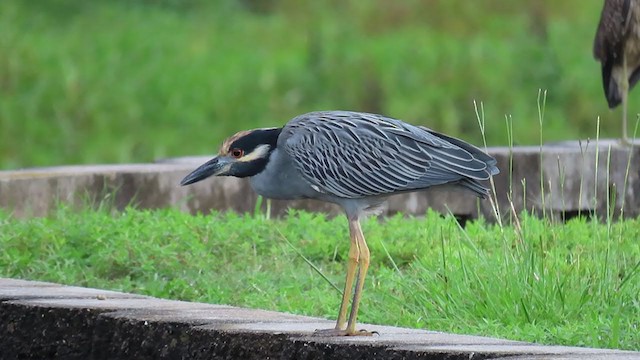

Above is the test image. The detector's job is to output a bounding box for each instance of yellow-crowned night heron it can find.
[594,0,640,144]
[181,111,499,336]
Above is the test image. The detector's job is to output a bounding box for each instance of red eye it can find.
[231,148,244,158]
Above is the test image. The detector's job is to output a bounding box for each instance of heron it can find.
[181,111,499,336]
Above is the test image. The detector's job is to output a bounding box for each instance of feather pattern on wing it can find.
[280,111,498,199]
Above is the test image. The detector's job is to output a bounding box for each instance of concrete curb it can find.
[1,278,638,359]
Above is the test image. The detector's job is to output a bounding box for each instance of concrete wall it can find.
[1,141,638,221]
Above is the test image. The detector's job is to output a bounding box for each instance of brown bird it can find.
[594,0,640,144]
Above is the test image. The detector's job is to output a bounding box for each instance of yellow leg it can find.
[333,229,360,330]
[314,217,375,336]
[345,218,371,335]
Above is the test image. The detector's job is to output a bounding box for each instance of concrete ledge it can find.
[1,141,639,220]
[1,278,638,359]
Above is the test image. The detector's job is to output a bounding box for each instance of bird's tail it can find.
[602,59,640,108]
[457,178,492,199]
[431,131,498,199]
[602,60,622,108]
[425,129,499,179]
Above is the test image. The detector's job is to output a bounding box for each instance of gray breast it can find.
[249,148,323,201]
[250,147,388,218]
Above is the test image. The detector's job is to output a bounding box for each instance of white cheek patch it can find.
[238,144,271,162]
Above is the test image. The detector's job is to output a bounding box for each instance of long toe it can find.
[313,328,349,337]
[346,329,378,337]
[313,328,378,337]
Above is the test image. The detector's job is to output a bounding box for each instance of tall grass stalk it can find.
[505,113,514,223]
[619,115,640,220]
[537,89,547,219]
[474,99,502,228]
[577,138,588,216]
[593,117,601,215]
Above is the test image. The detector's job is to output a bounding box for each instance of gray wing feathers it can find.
[420,127,499,176]
[281,111,498,199]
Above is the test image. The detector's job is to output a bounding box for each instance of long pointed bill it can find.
[180,156,230,186]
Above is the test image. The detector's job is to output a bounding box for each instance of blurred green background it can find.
[0,0,631,169]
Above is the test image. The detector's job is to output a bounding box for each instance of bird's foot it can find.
[347,329,378,336]
[620,137,639,146]
[313,328,378,337]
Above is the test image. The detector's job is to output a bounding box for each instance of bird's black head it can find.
[180,127,282,185]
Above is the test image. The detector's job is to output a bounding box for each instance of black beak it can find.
[180,156,229,186]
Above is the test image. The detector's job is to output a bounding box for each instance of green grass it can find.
[1,1,639,351]
[0,0,634,169]
[1,205,638,350]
